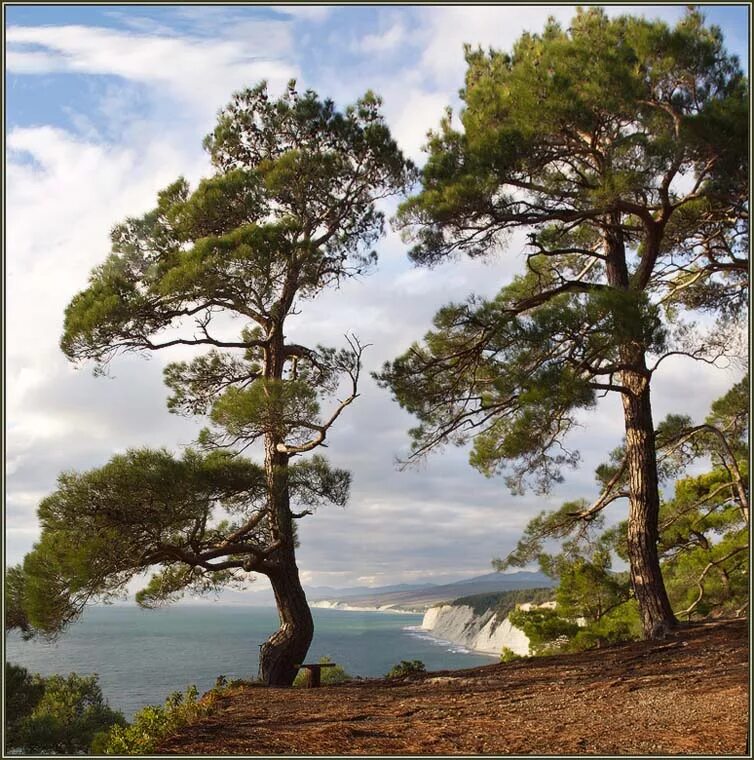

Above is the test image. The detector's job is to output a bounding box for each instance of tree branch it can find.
[277,334,367,455]
[674,545,748,618]
[512,281,607,313]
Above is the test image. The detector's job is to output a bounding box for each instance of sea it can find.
[5,605,495,719]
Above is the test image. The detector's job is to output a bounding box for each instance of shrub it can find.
[566,600,642,652]
[101,684,204,755]
[5,663,45,749]
[508,607,579,655]
[293,656,351,687]
[5,665,125,754]
[5,664,44,724]
[499,647,522,663]
[508,598,642,656]
[386,660,426,678]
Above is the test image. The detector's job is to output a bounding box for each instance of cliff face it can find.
[421,603,536,656]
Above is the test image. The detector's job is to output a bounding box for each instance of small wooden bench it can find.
[295,662,337,688]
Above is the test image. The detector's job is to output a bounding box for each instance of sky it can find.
[5,4,750,597]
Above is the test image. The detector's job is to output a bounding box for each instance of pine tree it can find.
[21,82,412,685]
[379,9,747,637]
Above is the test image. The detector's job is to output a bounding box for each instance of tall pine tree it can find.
[379,9,747,638]
[21,82,411,684]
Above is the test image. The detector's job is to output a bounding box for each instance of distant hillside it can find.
[449,587,556,618]
[178,579,441,606]
[307,581,435,599]
[311,571,555,611]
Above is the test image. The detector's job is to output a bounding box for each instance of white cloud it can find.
[6,23,297,118]
[386,88,448,161]
[270,5,333,22]
[5,117,210,559]
[5,6,746,589]
[413,5,685,93]
[415,6,576,90]
[7,125,205,360]
[358,23,406,53]
[5,50,65,73]
[356,576,378,586]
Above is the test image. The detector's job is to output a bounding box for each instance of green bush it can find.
[508,607,579,655]
[508,598,642,656]
[5,663,45,749]
[566,600,642,652]
[6,664,44,725]
[386,660,426,678]
[5,664,125,754]
[499,647,522,663]
[100,684,205,755]
[293,656,351,687]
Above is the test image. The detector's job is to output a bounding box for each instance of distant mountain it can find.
[179,571,553,609]
[180,579,439,607]
[305,581,437,599]
[309,571,556,611]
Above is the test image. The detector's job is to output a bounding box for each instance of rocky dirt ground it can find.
[157,618,749,755]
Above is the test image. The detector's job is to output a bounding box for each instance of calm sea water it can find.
[5,605,494,718]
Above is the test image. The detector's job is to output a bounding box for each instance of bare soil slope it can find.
[157,619,749,756]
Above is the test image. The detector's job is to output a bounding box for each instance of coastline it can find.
[7,604,494,718]
[402,624,500,658]
[312,602,505,657]
[310,601,423,615]
[417,603,533,657]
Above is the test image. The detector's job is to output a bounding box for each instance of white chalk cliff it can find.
[421,601,556,656]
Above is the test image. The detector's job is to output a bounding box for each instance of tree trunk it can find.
[605,223,676,639]
[620,368,678,639]
[257,445,314,685]
[257,324,314,685]
[259,553,314,686]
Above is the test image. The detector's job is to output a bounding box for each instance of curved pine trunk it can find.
[257,414,314,686]
[259,556,314,686]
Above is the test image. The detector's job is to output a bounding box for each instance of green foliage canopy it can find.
[5,665,125,754]
[400,8,746,275]
[508,607,580,655]
[16,448,349,636]
[21,84,411,668]
[657,377,749,618]
[379,284,670,493]
[5,663,45,735]
[380,8,747,637]
[59,82,413,492]
[5,565,33,639]
[381,7,747,488]
[61,82,413,373]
